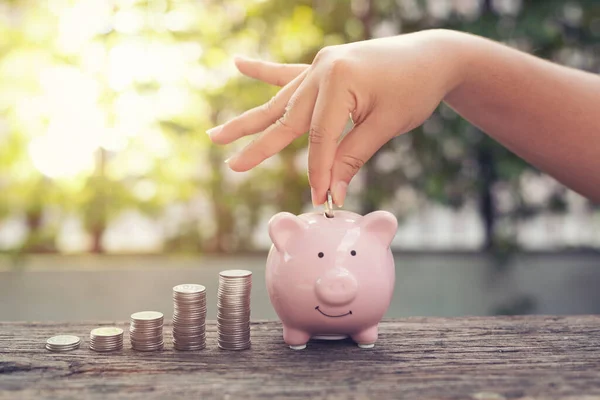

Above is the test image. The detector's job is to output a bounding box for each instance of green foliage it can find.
[0,0,598,253]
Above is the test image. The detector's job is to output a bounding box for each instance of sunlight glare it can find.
[57,0,112,53]
[114,91,156,136]
[114,9,144,34]
[28,133,96,179]
[26,66,106,178]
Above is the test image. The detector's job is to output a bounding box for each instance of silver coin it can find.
[175,311,207,315]
[218,338,250,343]
[173,336,206,342]
[130,320,163,326]
[131,311,163,321]
[174,339,206,345]
[130,327,163,333]
[173,302,206,307]
[176,339,206,343]
[174,344,205,351]
[46,335,81,349]
[219,270,252,279]
[173,314,206,319]
[47,335,80,346]
[90,337,123,344]
[217,312,250,318]
[130,341,162,347]
[173,284,206,294]
[217,297,250,303]
[90,327,123,337]
[173,318,205,323]
[218,284,252,289]
[172,328,206,334]
[218,342,251,351]
[131,345,163,350]
[173,316,206,322]
[324,189,334,218]
[46,343,81,352]
[90,339,122,344]
[172,318,206,325]
[173,326,205,332]
[173,296,203,303]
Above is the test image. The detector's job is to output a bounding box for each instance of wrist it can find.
[421,29,473,98]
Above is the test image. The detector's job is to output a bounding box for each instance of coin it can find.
[91,327,123,337]
[173,284,206,294]
[217,270,252,351]
[219,270,252,279]
[89,327,123,352]
[324,189,334,218]
[130,311,163,352]
[172,283,207,351]
[131,311,163,321]
[45,335,81,352]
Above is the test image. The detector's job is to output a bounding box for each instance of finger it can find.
[208,68,309,144]
[308,77,357,206]
[330,117,390,207]
[234,56,309,87]
[226,76,319,172]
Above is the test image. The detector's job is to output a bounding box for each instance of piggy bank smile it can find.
[315,306,353,318]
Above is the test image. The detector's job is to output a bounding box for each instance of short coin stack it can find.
[172,284,207,351]
[129,311,164,351]
[89,327,124,352]
[217,269,252,350]
[46,335,81,352]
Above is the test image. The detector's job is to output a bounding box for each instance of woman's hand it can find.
[207,30,465,206]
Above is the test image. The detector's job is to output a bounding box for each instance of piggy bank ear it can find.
[268,212,308,251]
[360,211,398,247]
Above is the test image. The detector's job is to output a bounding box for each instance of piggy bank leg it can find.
[351,325,378,349]
[283,326,311,350]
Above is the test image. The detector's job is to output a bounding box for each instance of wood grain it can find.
[1,316,600,399]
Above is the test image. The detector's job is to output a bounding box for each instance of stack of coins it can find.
[172,284,207,351]
[129,311,164,351]
[89,327,123,352]
[217,270,252,350]
[45,335,81,352]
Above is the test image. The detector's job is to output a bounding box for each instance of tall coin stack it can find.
[129,311,164,351]
[217,269,252,350]
[172,284,207,351]
[89,327,123,352]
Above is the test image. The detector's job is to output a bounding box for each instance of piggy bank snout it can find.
[315,269,358,306]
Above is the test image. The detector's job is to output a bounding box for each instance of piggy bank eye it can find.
[351,250,357,256]
[318,252,324,258]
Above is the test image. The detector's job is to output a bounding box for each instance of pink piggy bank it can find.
[266,210,397,350]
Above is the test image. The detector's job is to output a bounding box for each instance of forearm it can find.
[442,30,600,201]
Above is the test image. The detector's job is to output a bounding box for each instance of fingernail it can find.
[206,125,223,138]
[224,154,236,164]
[332,181,348,207]
[311,187,319,207]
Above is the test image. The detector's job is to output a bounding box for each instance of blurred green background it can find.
[0,0,599,321]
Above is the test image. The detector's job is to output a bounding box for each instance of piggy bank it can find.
[266,210,397,350]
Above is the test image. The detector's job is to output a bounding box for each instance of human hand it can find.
[207,29,465,207]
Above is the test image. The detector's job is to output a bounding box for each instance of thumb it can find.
[330,118,390,207]
[234,57,309,87]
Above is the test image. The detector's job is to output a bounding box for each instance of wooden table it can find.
[1,316,600,399]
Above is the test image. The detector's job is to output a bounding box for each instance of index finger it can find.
[308,81,356,206]
[234,57,309,87]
